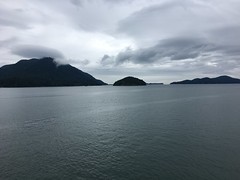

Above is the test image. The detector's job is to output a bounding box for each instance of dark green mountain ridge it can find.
[0,57,106,87]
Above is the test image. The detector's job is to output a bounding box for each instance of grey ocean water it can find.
[0,85,240,179]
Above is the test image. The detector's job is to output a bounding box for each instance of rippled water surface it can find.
[1,85,240,179]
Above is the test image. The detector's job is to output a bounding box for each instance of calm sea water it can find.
[0,85,240,180]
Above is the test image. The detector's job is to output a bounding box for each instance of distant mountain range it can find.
[171,76,240,84]
[113,76,146,86]
[0,57,106,87]
[1,58,239,87]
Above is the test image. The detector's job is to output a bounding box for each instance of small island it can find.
[113,76,146,86]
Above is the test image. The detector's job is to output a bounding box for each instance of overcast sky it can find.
[1,0,240,84]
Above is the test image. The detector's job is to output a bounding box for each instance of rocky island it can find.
[0,57,106,87]
[113,76,146,86]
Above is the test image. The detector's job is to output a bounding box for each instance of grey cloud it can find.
[70,0,135,7]
[56,58,90,66]
[117,0,240,46]
[47,0,125,33]
[113,37,206,64]
[117,1,190,40]
[0,7,31,29]
[70,0,82,7]
[208,26,240,47]
[75,59,90,66]
[102,54,110,61]
[0,17,29,29]
[100,54,115,65]
[104,36,240,65]
[80,59,90,65]
[103,0,135,4]
[11,45,65,59]
[0,37,18,48]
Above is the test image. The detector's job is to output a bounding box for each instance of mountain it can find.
[171,75,240,84]
[113,76,146,86]
[0,57,106,87]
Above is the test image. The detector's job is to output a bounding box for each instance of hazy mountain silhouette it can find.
[0,57,106,87]
[171,75,240,84]
[113,76,146,86]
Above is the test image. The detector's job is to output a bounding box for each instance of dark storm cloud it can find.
[11,45,65,59]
